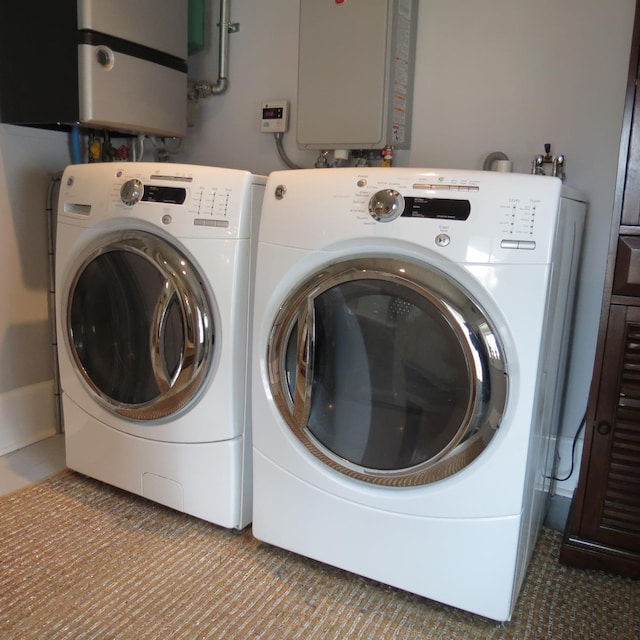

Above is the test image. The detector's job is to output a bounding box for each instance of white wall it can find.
[179,0,637,496]
[0,125,70,453]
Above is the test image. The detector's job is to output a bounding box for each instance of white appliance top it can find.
[259,167,586,265]
[58,163,267,240]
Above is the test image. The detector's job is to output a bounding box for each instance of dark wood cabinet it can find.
[560,3,640,578]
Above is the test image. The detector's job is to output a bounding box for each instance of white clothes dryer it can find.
[56,163,265,529]
[251,168,585,620]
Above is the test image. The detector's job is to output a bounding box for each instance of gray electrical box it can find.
[0,0,187,138]
[297,0,417,150]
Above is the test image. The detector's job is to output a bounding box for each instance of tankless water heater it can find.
[0,0,187,137]
[297,0,417,150]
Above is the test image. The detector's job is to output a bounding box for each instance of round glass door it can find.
[66,231,215,421]
[268,257,508,486]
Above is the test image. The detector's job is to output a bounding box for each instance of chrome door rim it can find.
[267,256,508,487]
[66,230,215,421]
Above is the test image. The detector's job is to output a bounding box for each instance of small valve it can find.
[115,145,130,161]
[531,143,566,181]
[380,146,394,167]
[88,139,102,163]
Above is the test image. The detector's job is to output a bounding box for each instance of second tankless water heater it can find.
[297,0,418,150]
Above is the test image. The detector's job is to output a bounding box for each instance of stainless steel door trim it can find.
[267,256,508,487]
[292,297,315,429]
[67,230,214,421]
[150,273,181,395]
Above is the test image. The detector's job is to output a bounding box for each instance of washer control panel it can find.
[59,163,266,240]
[115,171,228,223]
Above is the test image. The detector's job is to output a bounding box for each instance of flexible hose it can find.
[275,133,302,170]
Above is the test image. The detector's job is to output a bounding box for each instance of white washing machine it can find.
[251,167,585,620]
[56,163,265,529]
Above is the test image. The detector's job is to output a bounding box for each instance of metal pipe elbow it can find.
[483,151,510,171]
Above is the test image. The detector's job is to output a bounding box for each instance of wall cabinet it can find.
[560,3,640,577]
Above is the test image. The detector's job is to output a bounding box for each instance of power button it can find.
[435,233,450,247]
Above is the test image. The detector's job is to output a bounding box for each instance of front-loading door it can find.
[268,257,508,487]
[65,230,215,422]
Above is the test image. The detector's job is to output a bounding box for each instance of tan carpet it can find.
[0,471,638,639]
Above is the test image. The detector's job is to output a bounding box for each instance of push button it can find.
[500,239,537,250]
[435,233,450,247]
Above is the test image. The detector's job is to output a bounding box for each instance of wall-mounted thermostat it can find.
[261,100,289,133]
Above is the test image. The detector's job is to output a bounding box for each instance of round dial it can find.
[120,179,143,206]
[368,189,405,222]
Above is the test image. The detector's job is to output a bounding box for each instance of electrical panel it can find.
[0,0,188,138]
[297,0,418,150]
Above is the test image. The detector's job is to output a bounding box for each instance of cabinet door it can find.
[621,11,640,227]
[581,304,640,552]
[621,84,640,226]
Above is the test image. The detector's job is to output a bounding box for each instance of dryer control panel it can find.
[262,167,585,265]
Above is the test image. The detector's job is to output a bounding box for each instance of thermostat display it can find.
[261,100,289,133]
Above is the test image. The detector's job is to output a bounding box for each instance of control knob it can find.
[368,189,404,222]
[120,179,143,206]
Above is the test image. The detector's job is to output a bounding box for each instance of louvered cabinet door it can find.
[561,304,640,576]
[583,306,640,548]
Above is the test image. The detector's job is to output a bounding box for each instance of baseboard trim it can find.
[0,381,57,455]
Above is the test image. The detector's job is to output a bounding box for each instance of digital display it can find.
[262,107,283,119]
[142,185,187,204]
[402,197,471,221]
